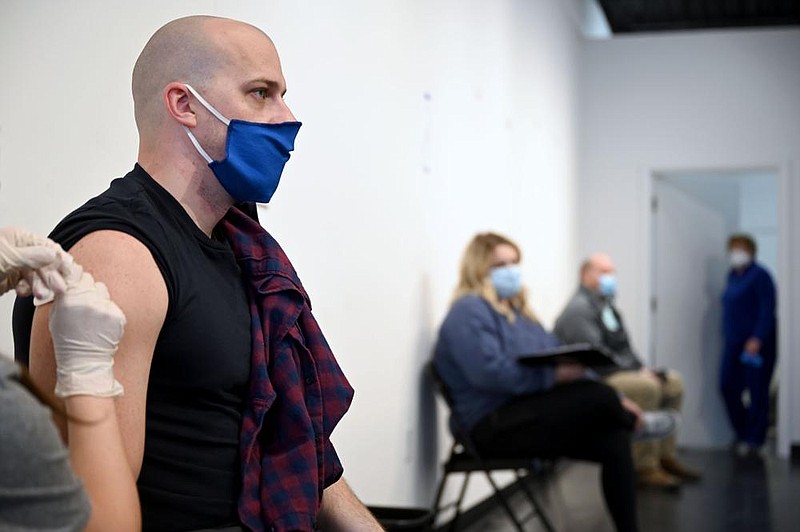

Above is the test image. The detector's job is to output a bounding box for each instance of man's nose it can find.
[277,98,296,123]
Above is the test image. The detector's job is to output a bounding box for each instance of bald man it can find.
[14,16,380,531]
[554,254,701,491]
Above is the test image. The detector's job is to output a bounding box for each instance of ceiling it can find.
[598,0,800,34]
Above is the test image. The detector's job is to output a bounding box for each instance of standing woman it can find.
[720,233,777,457]
[434,232,657,532]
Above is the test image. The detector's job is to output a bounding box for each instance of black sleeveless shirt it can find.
[14,165,251,530]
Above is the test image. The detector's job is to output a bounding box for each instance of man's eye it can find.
[253,88,269,99]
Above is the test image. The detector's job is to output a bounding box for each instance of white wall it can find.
[0,0,583,509]
[739,174,779,276]
[660,170,778,276]
[661,172,742,234]
[579,28,800,455]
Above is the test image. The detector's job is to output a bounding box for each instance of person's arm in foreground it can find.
[29,230,167,530]
[50,269,141,532]
[317,477,384,531]
[0,226,142,530]
[0,226,67,299]
[0,227,89,529]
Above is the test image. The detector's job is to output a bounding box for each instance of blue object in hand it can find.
[740,351,763,368]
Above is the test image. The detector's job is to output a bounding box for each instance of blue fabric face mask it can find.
[598,274,617,298]
[183,84,301,203]
[490,265,523,299]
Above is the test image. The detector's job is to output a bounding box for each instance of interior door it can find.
[652,177,732,447]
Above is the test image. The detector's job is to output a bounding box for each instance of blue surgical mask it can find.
[490,265,523,299]
[598,274,617,298]
[183,84,301,203]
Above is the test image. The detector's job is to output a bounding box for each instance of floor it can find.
[458,448,800,531]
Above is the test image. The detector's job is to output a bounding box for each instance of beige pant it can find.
[604,369,684,471]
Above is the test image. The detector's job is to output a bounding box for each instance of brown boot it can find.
[637,467,681,492]
[660,456,702,482]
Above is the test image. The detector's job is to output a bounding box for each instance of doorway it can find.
[650,169,779,448]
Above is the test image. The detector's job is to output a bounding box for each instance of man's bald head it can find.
[580,253,616,290]
[132,15,273,136]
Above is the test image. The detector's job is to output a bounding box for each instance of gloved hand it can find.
[740,351,764,369]
[0,226,70,300]
[50,271,126,398]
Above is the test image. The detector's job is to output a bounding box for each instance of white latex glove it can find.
[0,226,71,300]
[50,271,126,398]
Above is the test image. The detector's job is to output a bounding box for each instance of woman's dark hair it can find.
[727,233,757,257]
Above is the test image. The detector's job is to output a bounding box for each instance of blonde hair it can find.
[452,232,538,323]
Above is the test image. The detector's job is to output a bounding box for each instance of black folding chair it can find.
[428,362,557,532]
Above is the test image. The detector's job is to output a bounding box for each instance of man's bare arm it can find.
[317,477,384,531]
[29,230,168,479]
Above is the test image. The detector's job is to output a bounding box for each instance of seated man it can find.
[554,253,701,490]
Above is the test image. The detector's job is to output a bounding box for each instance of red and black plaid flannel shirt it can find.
[221,206,354,532]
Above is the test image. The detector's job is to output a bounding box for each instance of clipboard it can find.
[516,343,616,367]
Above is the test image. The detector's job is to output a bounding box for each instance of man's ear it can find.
[163,82,196,127]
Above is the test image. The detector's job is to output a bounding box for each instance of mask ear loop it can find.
[182,84,231,164]
[184,85,230,126]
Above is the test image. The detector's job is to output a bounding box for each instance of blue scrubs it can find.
[720,261,777,447]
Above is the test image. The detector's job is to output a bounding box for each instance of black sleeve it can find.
[13,200,176,366]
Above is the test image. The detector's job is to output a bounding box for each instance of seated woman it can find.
[433,232,671,532]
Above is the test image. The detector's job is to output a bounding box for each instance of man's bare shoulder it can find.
[70,230,150,260]
[68,230,168,317]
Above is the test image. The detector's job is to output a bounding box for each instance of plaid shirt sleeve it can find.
[222,206,354,532]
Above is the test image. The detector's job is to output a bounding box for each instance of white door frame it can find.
[637,160,796,457]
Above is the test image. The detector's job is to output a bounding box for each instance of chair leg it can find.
[449,472,472,532]
[431,470,449,529]
[515,471,557,532]
[482,471,525,532]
